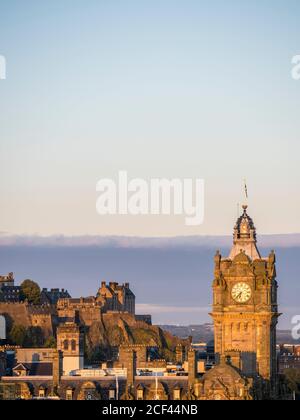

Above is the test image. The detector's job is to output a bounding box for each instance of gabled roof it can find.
[13,363,28,372]
[13,362,53,376]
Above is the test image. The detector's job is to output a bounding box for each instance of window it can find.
[71,339,76,351]
[137,389,143,400]
[66,389,73,400]
[109,389,115,400]
[63,339,69,350]
[174,389,180,400]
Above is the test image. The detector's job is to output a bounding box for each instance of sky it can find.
[0,0,300,237]
[0,240,299,329]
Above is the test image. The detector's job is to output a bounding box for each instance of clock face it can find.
[231,282,251,303]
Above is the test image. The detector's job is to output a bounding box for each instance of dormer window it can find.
[39,388,45,398]
[174,389,181,400]
[66,389,73,400]
[137,389,144,400]
[109,389,115,400]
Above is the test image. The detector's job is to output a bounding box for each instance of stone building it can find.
[96,282,135,314]
[0,273,20,302]
[0,301,56,340]
[56,321,84,375]
[211,205,279,397]
[40,288,71,305]
[0,276,69,305]
[0,273,14,288]
[0,346,257,400]
[278,345,300,374]
[0,280,137,344]
[57,282,136,325]
[0,205,290,400]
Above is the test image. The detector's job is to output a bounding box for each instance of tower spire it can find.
[229,204,261,260]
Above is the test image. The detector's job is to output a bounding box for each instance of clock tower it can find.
[211,205,279,391]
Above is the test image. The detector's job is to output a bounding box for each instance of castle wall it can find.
[0,302,54,338]
[57,306,102,326]
[0,302,32,329]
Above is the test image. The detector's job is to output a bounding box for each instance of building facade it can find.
[211,205,279,396]
[57,322,84,375]
[0,205,290,400]
[278,345,300,374]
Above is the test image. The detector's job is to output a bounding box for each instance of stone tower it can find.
[57,321,84,375]
[211,205,279,390]
[188,349,197,387]
[124,348,137,388]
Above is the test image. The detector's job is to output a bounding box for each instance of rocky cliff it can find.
[0,303,188,361]
[85,312,188,362]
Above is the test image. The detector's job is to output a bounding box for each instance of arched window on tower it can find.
[71,339,76,351]
[63,339,69,351]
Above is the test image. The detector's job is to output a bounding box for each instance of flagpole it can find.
[243,178,248,205]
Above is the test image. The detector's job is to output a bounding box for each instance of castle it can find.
[57,281,135,323]
[0,279,138,339]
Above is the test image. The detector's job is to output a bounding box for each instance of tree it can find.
[9,324,27,346]
[24,326,44,347]
[44,336,57,349]
[20,279,41,305]
[284,368,300,395]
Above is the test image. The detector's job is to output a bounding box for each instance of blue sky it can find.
[0,241,299,328]
[0,1,300,236]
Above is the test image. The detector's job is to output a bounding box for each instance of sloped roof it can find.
[13,362,53,376]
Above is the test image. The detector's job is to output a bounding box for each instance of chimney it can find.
[125,349,136,388]
[52,350,63,389]
[176,344,185,364]
[188,349,197,387]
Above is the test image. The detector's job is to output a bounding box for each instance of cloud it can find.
[0,233,300,248]
[136,303,212,325]
[136,303,210,314]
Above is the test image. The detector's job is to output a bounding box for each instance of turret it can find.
[229,205,261,260]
